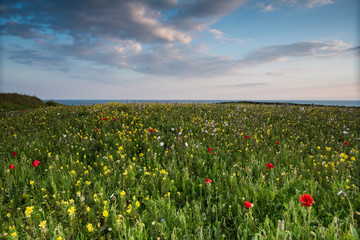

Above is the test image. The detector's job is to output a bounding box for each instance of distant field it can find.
[1,103,359,239]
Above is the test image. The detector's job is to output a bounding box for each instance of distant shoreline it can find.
[43,99,360,107]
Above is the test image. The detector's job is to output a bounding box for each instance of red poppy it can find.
[94,127,99,132]
[244,166,246,170]
[150,128,155,133]
[244,201,253,209]
[9,164,15,169]
[32,160,40,167]
[103,117,107,121]
[12,152,17,157]
[266,163,274,170]
[276,141,280,145]
[299,194,314,207]
[344,142,348,146]
[114,118,117,121]
[208,147,212,153]
[244,135,250,139]
[205,178,213,184]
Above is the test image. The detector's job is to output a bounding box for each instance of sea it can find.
[43,99,360,107]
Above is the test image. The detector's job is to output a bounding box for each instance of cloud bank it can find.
[0,0,357,78]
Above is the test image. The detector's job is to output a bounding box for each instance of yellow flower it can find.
[86,223,94,232]
[120,191,126,196]
[10,232,17,237]
[71,170,76,174]
[30,181,34,185]
[25,206,34,218]
[68,206,76,217]
[56,237,63,240]
[39,220,47,229]
[136,201,140,207]
[103,210,109,218]
[326,147,331,151]
[86,206,90,212]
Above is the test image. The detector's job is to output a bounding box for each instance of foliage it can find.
[1,102,359,239]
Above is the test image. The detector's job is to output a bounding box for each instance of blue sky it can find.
[0,0,359,100]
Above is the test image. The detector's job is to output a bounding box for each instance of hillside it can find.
[0,93,62,112]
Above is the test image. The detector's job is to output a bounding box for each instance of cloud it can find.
[239,40,352,66]
[209,29,244,43]
[266,71,283,76]
[0,0,190,44]
[219,83,267,88]
[170,0,247,31]
[254,0,334,11]
[0,1,356,79]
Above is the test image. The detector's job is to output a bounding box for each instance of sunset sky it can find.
[1,0,359,100]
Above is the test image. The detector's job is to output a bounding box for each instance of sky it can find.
[0,0,359,100]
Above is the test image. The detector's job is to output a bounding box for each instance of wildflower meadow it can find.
[1,103,359,239]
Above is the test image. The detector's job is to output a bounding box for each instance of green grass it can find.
[0,93,62,113]
[1,102,359,239]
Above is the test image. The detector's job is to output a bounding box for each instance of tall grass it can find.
[1,103,359,239]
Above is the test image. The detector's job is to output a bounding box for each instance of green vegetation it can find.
[1,102,359,239]
[0,93,62,112]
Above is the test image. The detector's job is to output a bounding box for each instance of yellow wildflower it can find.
[87,223,94,232]
[103,210,109,218]
[25,206,34,218]
[68,206,76,217]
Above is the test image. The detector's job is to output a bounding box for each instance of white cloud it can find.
[266,71,284,76]
[209,28,244,43]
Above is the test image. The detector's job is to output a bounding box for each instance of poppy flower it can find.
[266,163,274,170]
[12,152,17,157]
[114,118,117,121]
[244,201,253,209]
[94,127,99,132]
[208,147,212,153]
[245,135,250,139]
[32,160,40,167]
[9,164,15,169]
[150,128,155,133]
[276,141,280,145]
[205,178,213,184]
[344,142,348,146]
[103,117,107,121]
[244,167,246,171]
[299,194,314,207]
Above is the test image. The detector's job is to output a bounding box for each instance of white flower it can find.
[185,142,188,147]
[343,131,348,134]
[160,142,164,147]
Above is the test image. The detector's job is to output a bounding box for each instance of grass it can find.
[1,102,359,239]
[0,93,62,113]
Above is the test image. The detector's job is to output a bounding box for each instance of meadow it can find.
[1,102,359,239]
